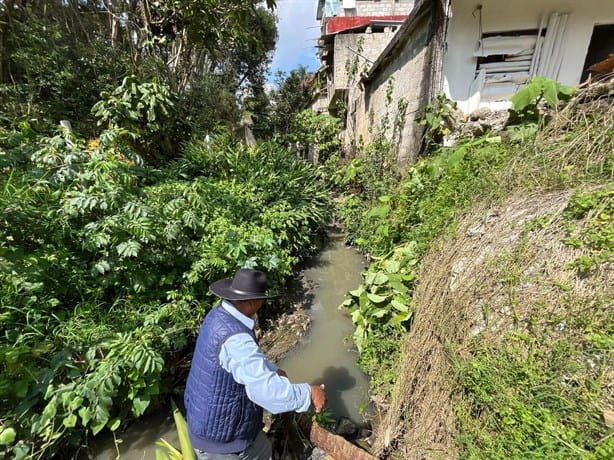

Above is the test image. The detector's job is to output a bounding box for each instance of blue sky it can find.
[269,0,321,80]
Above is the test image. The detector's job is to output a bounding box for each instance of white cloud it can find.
[270,0,321,78]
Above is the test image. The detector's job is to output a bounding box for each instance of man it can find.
[184,268,327,460]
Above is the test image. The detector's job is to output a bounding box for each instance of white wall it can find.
[443,0,614,109]
[338,0,415,17]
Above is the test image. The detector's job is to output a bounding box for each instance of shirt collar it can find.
[221,299,255,330]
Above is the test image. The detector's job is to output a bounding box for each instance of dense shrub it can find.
[0,127,332,459]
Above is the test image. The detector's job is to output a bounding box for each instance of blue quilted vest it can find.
[184,306,263,453]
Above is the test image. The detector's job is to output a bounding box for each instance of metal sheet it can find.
[474,35,537,56]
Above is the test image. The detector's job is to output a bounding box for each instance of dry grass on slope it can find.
[375,189,612,459]
[503,77,613,191]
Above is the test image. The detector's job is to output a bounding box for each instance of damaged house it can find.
[314,0,614,161]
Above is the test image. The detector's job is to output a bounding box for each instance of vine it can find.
[344,37,366,83]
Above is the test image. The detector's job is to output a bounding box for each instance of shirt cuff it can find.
[296,383,312,412]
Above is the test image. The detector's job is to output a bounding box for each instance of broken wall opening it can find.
[581,23,614,82]
[474,28,541,103]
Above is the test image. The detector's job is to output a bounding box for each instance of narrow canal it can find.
[278,232,370,425]
[93,232,369,459]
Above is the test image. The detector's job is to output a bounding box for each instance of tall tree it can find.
[225,6,278,89]
[122,0,277,92]
[270,66,315,137]
[0,0,278,138]
[0,1,131,131]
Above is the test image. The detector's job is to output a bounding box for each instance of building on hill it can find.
[313,0,614,162]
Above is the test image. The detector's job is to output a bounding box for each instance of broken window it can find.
[472,12,571,103]
[474,29,540,102]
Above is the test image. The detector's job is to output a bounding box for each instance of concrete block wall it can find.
[338,0,415,17]
[311,93,329,113]
[345,11,431,163]
[332,31,396,90]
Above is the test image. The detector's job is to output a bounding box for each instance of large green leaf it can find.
[371,308,388,319]
[131,394,151,416]
[365,271,388,286]
[511,83,541,111]
[391,297,409,312]
[366,292,388,303]
[541,79,560,107]
[78,406,92,427]
[62,413,77,428]
[0,427,16,445]
[172,399,195,460]
[367,205,390,218]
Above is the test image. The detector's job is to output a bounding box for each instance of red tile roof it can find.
[325,15,407,34]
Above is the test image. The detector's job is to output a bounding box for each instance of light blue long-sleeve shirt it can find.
[218,300,312,414]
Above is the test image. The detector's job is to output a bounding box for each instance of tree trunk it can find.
[0,0,14,83]
[297,414,377,460]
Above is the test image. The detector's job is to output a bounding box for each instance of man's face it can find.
[246,299,265,316]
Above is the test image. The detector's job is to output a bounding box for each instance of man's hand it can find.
[310,384,327,413]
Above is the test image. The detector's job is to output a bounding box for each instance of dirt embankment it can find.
[374,191,604,457]
[371,82,613,459]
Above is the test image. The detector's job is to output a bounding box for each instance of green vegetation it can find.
[509,75,576,124]
[455,301,612,459]
[337,135,514,395]
[155,400,195,460]
[452,182,612,459]
[416,91,459,147]
[334,83,613,456]
[2,3,610,457]
[0,1,278,142]
[0,1,338,458]
[563,188,613,275]
[0,114,331,458]
[290,110,342,162]
[0,3,345,457]
[268,66,317,141]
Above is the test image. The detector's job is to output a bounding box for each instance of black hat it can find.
[209,269,280,300]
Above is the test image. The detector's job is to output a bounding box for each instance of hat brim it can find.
[209,278,281,300]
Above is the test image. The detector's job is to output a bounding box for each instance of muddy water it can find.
[278,232,370,424]
[92,232,368,459]
[91,410,179,460]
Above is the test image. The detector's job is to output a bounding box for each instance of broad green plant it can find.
[92,75,180,163]
[337,135,514,398]
[416,92,459,148]
[290,109,342,162]
[509,76,575,123]
[341,242,418,352]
